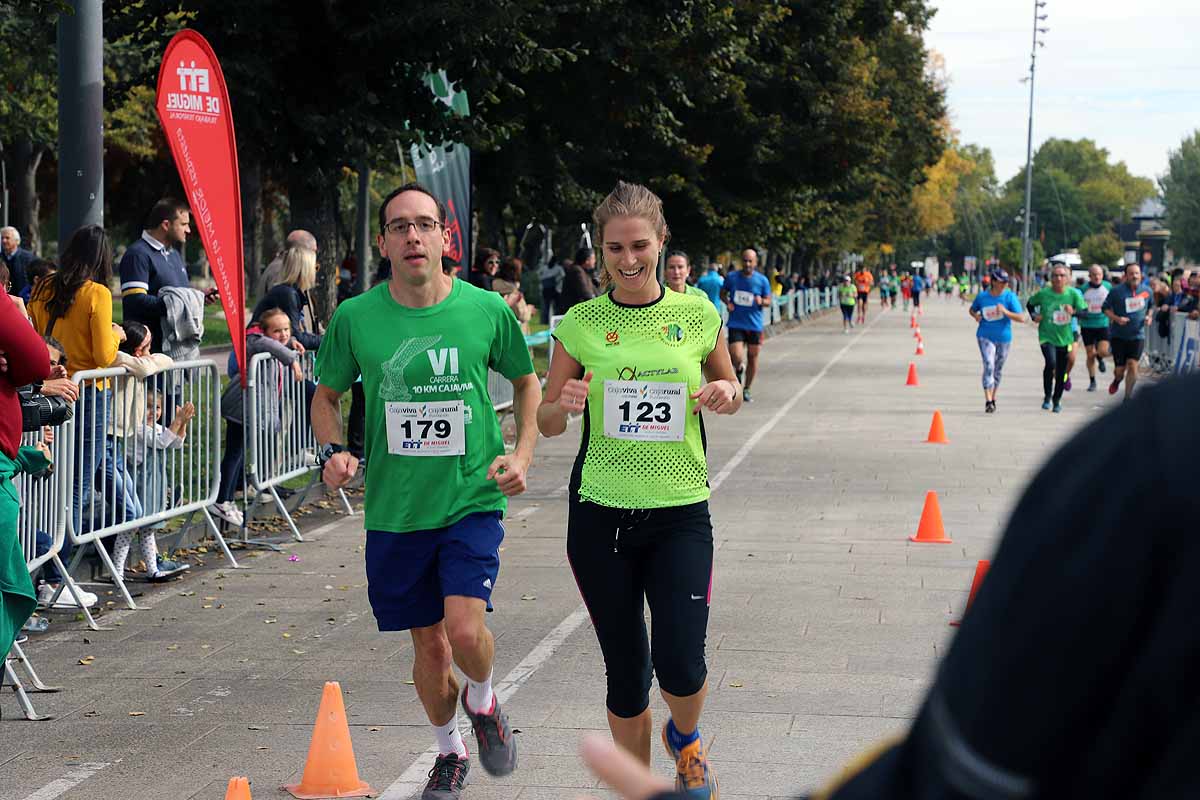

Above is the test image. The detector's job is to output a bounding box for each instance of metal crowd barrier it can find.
[245,351,353,541]
[7,424,75,720]
[59,361,235,620]
[1140,309,1200,376]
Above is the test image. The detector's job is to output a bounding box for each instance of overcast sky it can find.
[925,0,1200,187]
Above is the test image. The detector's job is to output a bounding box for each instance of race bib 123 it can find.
[603,381,687,442]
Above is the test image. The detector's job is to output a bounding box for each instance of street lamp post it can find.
[1020,0,1048,292]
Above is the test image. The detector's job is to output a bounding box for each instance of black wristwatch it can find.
[317,443,347,467]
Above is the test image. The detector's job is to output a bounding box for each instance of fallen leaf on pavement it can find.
[128,711,145,716]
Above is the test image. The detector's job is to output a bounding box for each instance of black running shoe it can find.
[461,690,518,776]
[1098,358,1107,374]
[422,752,469,800]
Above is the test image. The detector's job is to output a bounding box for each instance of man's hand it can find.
[487,450,531,497]
[49,364,67,380]
[40,377,79,403]
[691,380,737,415]
[1116,316,1130,326]
[322,451,359,490]
[204,287,220,306]
[578,735,672,800]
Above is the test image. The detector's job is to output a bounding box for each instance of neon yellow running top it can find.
[553,287,722,509]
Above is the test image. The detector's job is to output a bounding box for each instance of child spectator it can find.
[110,390,194,581]
[213,308,304,526]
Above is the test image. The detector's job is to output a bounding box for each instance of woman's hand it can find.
[691,379,737,415]
[558,371,593,414]
[112,323,127,343]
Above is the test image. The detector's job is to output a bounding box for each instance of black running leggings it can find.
[1041,343,1069,402]
[567,498,713,718]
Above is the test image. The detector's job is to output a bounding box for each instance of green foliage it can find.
[1160,130,1200,260]
[997,236,1043,271]
[0,7,58,145]
[1078,230,1123,268]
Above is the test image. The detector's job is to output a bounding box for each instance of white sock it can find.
[465,670,494,713]
[434,717,467,757]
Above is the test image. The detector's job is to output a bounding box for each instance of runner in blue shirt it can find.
[968,268,1025,413]
[720,248,772,402]
[911,273,926,311]
[1103,264,1153,400]
[695,263,724,311]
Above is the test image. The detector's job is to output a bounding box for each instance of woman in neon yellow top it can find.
[538,181,739,799]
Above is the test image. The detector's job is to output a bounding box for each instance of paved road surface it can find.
[3,295,1125,799]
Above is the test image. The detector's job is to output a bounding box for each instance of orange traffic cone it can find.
[283,682,373,799]
[909,315,917,328]
[915,339,925,356]
[949,560,990,626]
[905,363,919,386]
[909,491,951,543]
[225,778,252,800]
[913,327,921,338]
[925,410,947,444]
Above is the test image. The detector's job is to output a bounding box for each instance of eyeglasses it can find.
[383,218,443,236]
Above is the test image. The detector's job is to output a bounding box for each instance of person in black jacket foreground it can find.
[581,370,1200,800]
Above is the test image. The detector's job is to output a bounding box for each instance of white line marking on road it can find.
[20,761,112,800]
[379,312,874,798]
[379,607,592,800]
[710,313,882,490]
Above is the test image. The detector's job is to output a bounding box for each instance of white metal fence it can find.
[245,351,353,541]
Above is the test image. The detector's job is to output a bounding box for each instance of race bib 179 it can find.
[603,381,687,442]
[385,401,466,456]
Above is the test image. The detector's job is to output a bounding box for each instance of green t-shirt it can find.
[315,280,534,533]
[670,283,709,301]
[552,287,722,510]
[1028,286,1086,347]
[839,284,857,306]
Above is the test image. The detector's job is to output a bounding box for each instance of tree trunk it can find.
[240,152,264,303]
[287,164,339,327]
[11,139,44,255]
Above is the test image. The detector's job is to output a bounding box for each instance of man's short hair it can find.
[147,198,189,229]
[378,183,447,233]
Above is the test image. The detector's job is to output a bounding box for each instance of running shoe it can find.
[1041,399,1052,410]
[735,365,745,387]
[148,558,191,582]
[985,401,995,414]
[742,388,753,403]
[1053,403,1062,413]
[1098,358,1107,373]
[422,752,469,800]
[461,689,517,776]
[662,723,718,799]
[1088,378,1097,392]
[1108,379,1120,395]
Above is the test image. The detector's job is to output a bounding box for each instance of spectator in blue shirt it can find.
[0,226,35,300]
[119,199,217,354]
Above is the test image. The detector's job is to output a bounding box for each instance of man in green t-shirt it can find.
[1027,263,1086,412]
[313,183,540,799]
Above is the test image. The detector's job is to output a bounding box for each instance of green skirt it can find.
[1,451,37,658]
